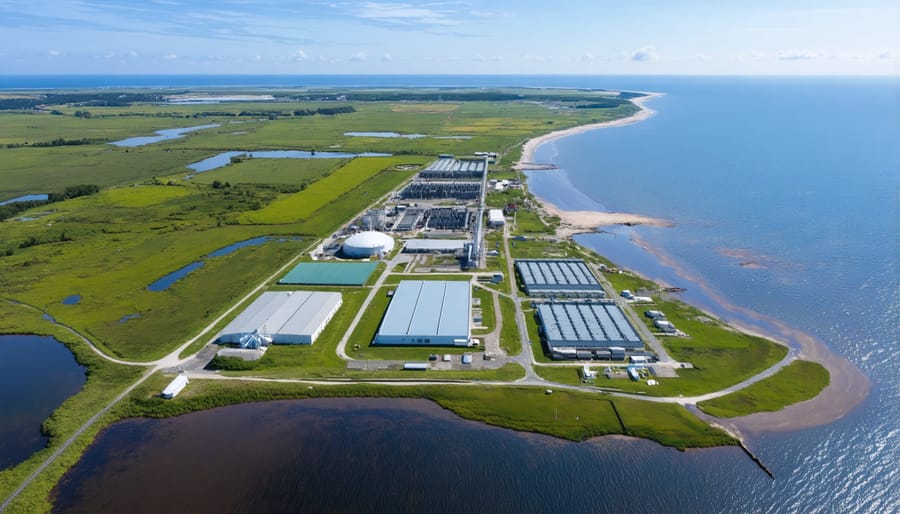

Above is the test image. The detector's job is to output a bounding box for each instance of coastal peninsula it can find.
[0,86,865,512]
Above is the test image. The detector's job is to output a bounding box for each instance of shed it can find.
[162,374,189,399]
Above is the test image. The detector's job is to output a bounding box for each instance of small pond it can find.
[147,236,297,291]
[344,131,427,139]
[110,124,221,147]
[186,150,392,173]
[0,335,86,471]
[0,194,49,206]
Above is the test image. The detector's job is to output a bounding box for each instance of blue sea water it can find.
[529,76,899,512]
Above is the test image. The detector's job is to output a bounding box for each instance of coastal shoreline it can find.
[515,92,870,434]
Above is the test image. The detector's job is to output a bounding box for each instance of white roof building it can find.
[218,291,342,345]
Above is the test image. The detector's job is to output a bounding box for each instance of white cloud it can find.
[876,50,897,60]
[522,54,550,63]
[579,52,595,62]
[128,50,139,58]
[292,49,308,61]
[355,2,458,26]
[381,52,392,62]
[163,53,177,60]
[631,46,657,62]
[776,49,823,61]
[48,50,61,57]
[350,51,367,62]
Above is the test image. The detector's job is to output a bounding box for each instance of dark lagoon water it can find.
[0,335,85,471]
[52,399,763,514]
[187,150,392,172]
[29,75,900,513]
[110,124,220,147]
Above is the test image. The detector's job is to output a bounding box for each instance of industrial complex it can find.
[218,291,342,346]
[515,258,605,297]
[374,280,472,346]
[536,301,643,360]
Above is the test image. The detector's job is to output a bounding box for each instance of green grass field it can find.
[697,360,830,418]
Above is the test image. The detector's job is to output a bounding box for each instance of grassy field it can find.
[238,156,429,224]
[191,157,346,186]
[118,373,735,450]
[498,295,522,355]
[697,360,830,418]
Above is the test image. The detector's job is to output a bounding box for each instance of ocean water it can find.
[17,75,898,512]
[529,76,899,512]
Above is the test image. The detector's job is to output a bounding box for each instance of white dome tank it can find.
[342,231,394,258]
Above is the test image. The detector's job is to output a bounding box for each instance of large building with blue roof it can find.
[374,280,471,346]
[536,301,643,359]
[515,259,605,297]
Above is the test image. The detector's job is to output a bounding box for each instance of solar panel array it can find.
[537,302,642,349]
[515,259,605,297]
[419,158,486,179]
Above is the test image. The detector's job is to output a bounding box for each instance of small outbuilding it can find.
[162,374,189,399]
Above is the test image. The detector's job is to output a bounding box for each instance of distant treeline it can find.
[0,184,99,223]
[5,137,102,149]
[289,90,637,106]
[0,92,167,110]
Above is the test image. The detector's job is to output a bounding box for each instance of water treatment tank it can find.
[342,231,394,258]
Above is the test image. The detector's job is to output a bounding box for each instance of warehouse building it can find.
[536,301,643,359]
[374,280,471,346]
[418,156,486,179]
[403,239,469,254]
[487,209,505,228]
[218,291,342,345]
[515,259,605,297]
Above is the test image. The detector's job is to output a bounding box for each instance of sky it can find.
[1,0,898,75]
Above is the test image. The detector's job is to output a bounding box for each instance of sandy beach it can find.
[515,91,871,434]
[515,92,661,170]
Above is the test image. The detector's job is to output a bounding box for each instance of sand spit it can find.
[540,201,674,238]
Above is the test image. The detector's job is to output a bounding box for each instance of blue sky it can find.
[1,0,897,75]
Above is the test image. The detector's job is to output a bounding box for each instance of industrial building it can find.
[536,301,643,359]
[418,156,486,179]
[279,262,378,286]
[400,182,482,200]
[403,239,469,254]
[374,280,471,346]
[342,231,395,258]
[218,291,342,345]
[515,259,605,297]
[487,209,505,228]
[426,207,471,230]
[393,208,424,231]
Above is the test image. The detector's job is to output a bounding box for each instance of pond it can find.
[0,194,49,206]
[0,335,86,471]
[146,236,297,291]
[109,124,221,147]
[186,150,392,173]
[344,131,427,139]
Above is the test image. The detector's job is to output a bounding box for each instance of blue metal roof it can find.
[538,301,642,349]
